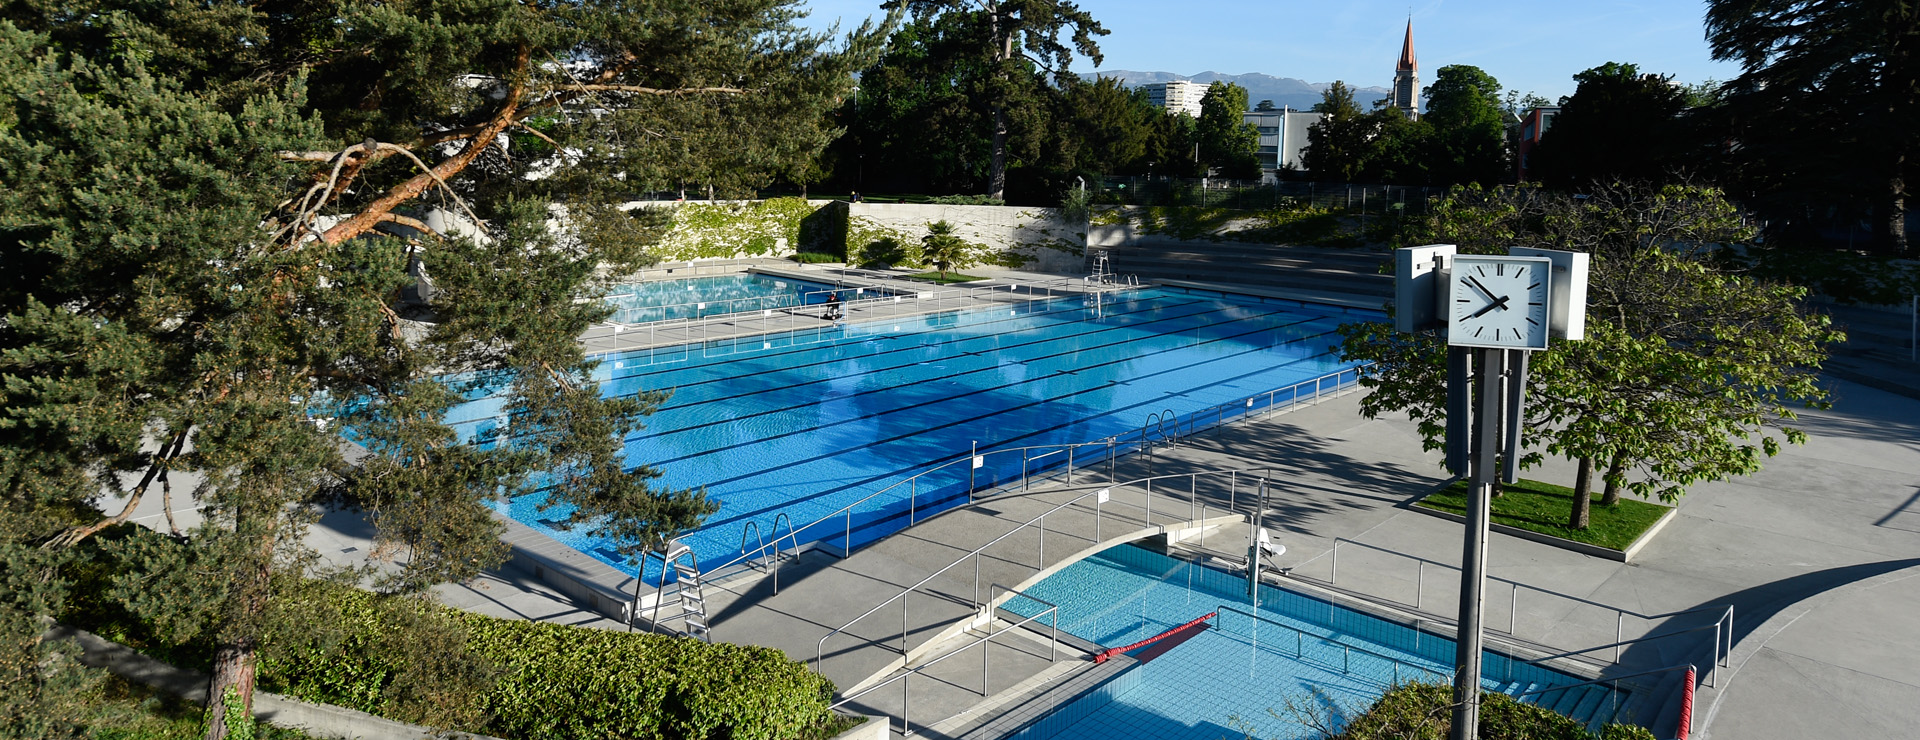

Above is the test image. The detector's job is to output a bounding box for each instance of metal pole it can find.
[1451,348,1506,740]
[969,440,977,502]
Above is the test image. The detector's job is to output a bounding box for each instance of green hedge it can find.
[1336,683,1656,740]
[263,588,836,740]
[63,534,838,740]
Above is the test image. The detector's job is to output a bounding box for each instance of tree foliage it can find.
[1530,62,1694,189]
[881,0,1107,200]
[0,3,881,736]
[1197,82,1261,180]
[1706,0,1920,254]
[1342,183,1839,528]
[1422,65,1510,186]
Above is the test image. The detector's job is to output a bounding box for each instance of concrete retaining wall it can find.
[847,203,1085,273]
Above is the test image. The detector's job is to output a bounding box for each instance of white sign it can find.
[972,455,984,469]
[1097,489,1111,504]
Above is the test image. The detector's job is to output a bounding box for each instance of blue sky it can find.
[794,0,1742,103]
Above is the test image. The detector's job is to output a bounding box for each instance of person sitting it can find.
[824,292,844,321]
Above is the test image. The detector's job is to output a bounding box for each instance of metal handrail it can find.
[608,273,1100,330]
[827,600,1062,737]
[815,466,1265,673]
[695,364,1370,592]
[1213,603,1449,685]
[1511,662,1696,700]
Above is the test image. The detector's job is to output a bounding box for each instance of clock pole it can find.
[1451,348,1505,740]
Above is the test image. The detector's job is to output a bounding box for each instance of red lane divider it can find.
[1094,612,1218,664]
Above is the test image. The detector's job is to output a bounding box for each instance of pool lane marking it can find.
[445,294,1211,429]
[647,345,1339,535]
[622,295,1224,406]
[445,292,1181,414]
[632,322,1340,496]
[633,308,1324,442]
[630,301,1270,418]
[592,291,1188,389]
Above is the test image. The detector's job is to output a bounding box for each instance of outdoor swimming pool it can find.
[603,273,850,323]
[1001,545,1626,740]
[455,286,1380,578]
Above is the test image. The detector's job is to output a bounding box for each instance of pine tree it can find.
[0,5,885,737]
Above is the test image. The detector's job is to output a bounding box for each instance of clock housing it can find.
[1447,256,1552,350]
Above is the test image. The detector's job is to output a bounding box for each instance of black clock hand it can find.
[1466,276,1501,302]
[1468,294,1510,319]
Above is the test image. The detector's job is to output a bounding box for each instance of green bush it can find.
[64,535,838,740]
[854,236,919,269]
[1334,683,1652,740]
[923,194,1004,206]
[788,252,841,264]
[257,588,837,740]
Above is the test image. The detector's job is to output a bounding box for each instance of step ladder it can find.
[652,542,712,642]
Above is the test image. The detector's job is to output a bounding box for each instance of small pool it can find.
[602,273,852,323]
[1001,545,1626,740]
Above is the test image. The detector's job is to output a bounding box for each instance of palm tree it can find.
[921,220,972,280]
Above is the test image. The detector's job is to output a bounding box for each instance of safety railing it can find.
[827,586,1060,737]
[684,364,1370,594]
[814,467,1270,676]
[1212,604,1451,687]
[1294,538,1733,680]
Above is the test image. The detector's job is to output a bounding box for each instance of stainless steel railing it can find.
[1292,538,1734,681]
[814,467,1269,675]
[827,586,1060,737]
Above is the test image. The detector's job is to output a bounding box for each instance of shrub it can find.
[64,537,838,740]
[854,236,918,269]
[1333,683,1652,740]
[788,252,841,264]
[923,194,1004,206]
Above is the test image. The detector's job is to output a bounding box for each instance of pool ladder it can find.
[650,541,712,642]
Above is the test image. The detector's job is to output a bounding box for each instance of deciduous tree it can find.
[1341,183,1839,529]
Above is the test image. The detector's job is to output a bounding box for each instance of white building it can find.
[1243,108,1323,182]
[1145,80,1207,118]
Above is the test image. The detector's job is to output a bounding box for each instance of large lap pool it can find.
[454,286,1379,578]
[1002,545,1627,740]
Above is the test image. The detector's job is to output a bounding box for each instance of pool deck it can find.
[271,267,1920,740]
[415,362,1920,740]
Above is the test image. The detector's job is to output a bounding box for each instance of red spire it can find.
[1397,19,1417,72]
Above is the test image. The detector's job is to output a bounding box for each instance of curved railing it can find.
[815,466,1273,673]
[677,364,1370,592]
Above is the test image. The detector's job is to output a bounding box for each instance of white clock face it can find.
[1449,257,1551,349]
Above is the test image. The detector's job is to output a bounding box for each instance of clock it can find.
[1448,256,1552,350]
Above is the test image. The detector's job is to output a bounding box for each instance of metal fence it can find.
[1098,176,1443,215]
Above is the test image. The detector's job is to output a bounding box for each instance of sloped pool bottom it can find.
[1000,545,1626,740]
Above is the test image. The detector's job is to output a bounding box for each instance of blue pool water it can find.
[603,273,850,323]
[452,287,1379,578]
[1001,546,1624,740]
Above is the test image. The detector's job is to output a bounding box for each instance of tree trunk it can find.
[203,638,258,740]
[1601,451,1626,506]
[1568,456,1593,530]
[1882,167,1909,256]
[986,5,1011,202]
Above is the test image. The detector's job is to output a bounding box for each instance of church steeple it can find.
[1392,19,1420,119]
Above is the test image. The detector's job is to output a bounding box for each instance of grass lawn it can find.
[1416,478,1671,552]
[904,271,987,284]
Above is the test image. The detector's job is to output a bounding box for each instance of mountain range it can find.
[1081,70,1390,112]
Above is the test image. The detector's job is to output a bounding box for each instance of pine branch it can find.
[319,48,532,245]
[552,84,746,95]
